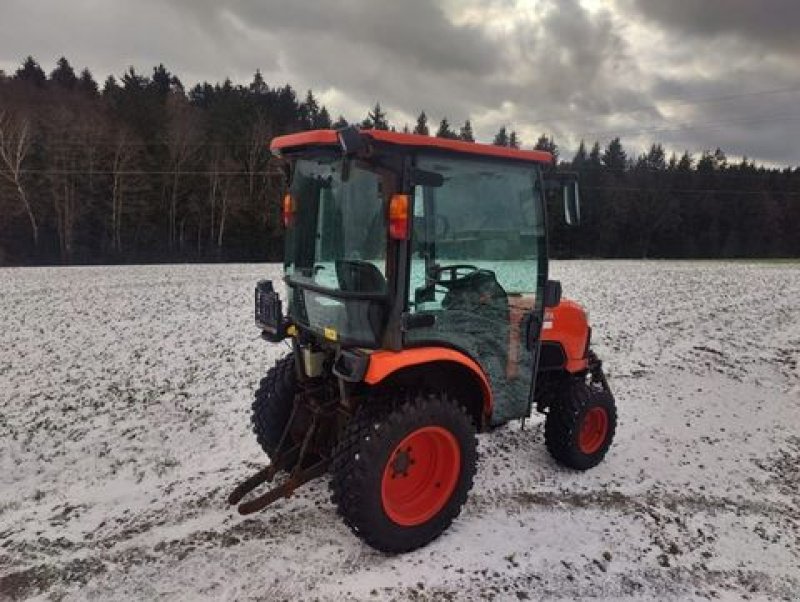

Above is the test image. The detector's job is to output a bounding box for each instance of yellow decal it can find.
[286,325,298,337]
[323,327,338,341]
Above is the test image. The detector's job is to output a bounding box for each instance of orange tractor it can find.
[229,128,617,552]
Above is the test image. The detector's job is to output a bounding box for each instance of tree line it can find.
[0,56,797,266]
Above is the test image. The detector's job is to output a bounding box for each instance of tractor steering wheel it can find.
[429,264,481,288]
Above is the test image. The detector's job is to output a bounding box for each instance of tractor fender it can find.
[541,299,590,373]
[364,348,493,419]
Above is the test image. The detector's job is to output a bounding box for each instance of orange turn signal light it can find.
[388,194,410,240]
[282,193,295,228]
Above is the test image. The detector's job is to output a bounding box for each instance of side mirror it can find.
[544,279,562,308]
[563,180,580,226]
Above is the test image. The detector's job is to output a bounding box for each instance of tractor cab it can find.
[234,128,615,553]
[268,128,578,423]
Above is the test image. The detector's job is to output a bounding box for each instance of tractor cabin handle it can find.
[523,313,541,351]
[522,280,561,350]
[544,280,561,308]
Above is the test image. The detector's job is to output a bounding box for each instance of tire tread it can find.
[544,376,617,470]
[331,391,477,553]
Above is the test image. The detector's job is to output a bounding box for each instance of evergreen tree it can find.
[436,118,457,139]
[332,115,349,129]
[301,90,320,129]
[188,82,214,107]
[602,137,627,171]
[493,126,509,147]
[533,134,558,160]
[50,57,77,89]
[77,68,98,95]
[274,84,299,130]
[121,67,147,91]
[413,111,429,135]
[249,69,268,95]
[366,102,389,130]
[667,152,678,170]
[697,151,716,172]
[170,75,184,94]
[150,64,182,97]
[102,75,120,97]
[151,64,171,96]
[588,142,602,168]
[15,56,46,86]
[571,141,588,169]
[641,143,666,170]
[459,120,474,142]
[315,106,332,129]
[508,130,520,149]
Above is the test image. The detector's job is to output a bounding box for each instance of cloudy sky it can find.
[1,0,798,165]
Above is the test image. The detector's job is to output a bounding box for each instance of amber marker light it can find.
[282,193,296,228]
[388,194,410,240]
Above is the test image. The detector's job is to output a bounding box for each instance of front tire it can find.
[331,393,477,553]
[545,376,617,470]
[251,354,296,461]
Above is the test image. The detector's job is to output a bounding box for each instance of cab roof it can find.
[270,129,554,165]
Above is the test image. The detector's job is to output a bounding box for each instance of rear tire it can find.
[545,375,616,470]
[251,354,296,462]
[331,393,477,553]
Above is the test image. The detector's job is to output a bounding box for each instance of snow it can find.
[1,260,799,601]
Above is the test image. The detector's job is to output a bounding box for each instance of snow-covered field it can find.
[1,261,799,601]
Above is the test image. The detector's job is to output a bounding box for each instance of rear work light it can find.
[282,193,295,228]
[388,194,410,240]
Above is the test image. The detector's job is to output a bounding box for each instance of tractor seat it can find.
[441,269,508,316]
[335,259,387,342]
[335,259,387,294]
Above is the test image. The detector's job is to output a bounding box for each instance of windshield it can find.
[285,156,387,292]
[410,155,545,300]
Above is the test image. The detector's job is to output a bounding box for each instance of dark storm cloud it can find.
[501,0,655,125]
[125,0,513,121]
[234,0,501,76]
[622,0,800,53]
[0,0,797,164]
[205,0,650,140]
[613,0,800,164]
[224,0,507,117]
[0,0,279,85]
[156,0,500,78]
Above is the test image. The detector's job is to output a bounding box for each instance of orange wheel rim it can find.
[578,407,608,454]
[381,426,461,527]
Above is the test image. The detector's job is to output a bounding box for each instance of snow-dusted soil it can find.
[1,261,799,601]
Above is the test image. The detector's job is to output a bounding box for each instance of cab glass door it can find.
[407,155,547,424]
